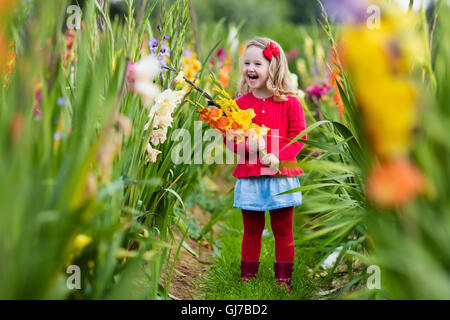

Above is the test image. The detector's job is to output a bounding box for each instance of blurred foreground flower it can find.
[97,113,132,181]
[339,2,423,159]
[366,158,424,208]
[338,1,426,207]
[127,55,161,107]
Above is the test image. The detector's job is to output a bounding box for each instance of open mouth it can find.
[248,74,259,80]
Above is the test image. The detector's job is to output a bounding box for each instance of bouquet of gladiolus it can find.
[182,76,280,171]
[183,77,269,144]
[199,89,270,142]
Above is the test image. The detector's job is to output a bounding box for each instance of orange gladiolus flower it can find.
[219,58,232,88]
[366,157,425,208]
[216,116,230,131]
[209,107,223,120]
[329,69,344,117]
[231,121,241,130]
[330,45,339,68]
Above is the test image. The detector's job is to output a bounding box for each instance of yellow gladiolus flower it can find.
[213,87,231,99]
[181,52,202,82]
[230,109,255,131]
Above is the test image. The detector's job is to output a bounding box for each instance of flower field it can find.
[0,0,449,300]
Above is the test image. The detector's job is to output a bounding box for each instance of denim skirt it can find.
[233,176,302,211]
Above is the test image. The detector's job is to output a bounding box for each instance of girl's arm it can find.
[272,97,307,161]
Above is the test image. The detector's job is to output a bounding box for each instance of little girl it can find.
[224,37,307,292]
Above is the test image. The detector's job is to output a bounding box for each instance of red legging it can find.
[241,206,294,263]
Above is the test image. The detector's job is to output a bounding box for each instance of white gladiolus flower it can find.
[155,89,181,114]
[145,143,162,163]
[142,88,184,164]
[227,25,239,53]
[174,89,186,101]
[154,114,173,128]
[134,55,160,83]
[298,89,306,100]
[150,127,168,146]
[129,55,161,108]
[287,72,299,91]
[174,70,185,84]
[144,114,173,131]
[134,81,160,107]
[144,89,181,130]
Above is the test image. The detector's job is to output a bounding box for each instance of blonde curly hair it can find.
[237,37,296,102]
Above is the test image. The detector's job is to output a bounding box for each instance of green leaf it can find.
[281,120,332,151]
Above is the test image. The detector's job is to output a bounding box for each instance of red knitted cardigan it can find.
[223,92,307,178]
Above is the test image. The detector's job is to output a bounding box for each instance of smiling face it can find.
[242,45,270,91]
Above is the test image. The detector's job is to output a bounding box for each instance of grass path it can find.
[198,208,319,299]
[188,168,366,300]
[184,168,320,300]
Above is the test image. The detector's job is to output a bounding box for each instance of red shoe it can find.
[239,260,260,282]
[274,262,293,292]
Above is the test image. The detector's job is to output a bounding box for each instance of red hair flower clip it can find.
[263,42,280,61]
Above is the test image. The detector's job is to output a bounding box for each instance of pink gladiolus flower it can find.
[307,83,331,100]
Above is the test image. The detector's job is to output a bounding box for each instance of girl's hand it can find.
[260,153,280,169]
[246,134,266,153]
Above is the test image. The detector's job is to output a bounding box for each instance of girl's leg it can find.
[269,206,294,263]
[241,209,265,262]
